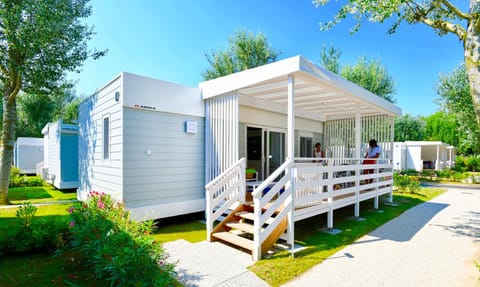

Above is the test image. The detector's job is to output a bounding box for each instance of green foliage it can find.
[394,114,425,141]
[313,0,470,37]
[435,65,480,155]
[203,29,279,80]
[68,191,178,286]
[341,57,396,102]
[453,156,480,172]
[319,44,341,74]
[9,172,44,188]
[423,111,458,146]
[319,45,396,103]
[16,93,56,137]
[16,201,37,232]
[393,173,420,193]
[0,202,70,256]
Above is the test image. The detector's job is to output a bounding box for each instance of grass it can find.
[8,186,77,205]
[0,202,74,218]
[0,187,445,286]
[0,252,102,287]
[152,212,206,243]
[249,187,445,286]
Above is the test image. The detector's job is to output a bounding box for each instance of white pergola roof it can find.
[199,55,401,121]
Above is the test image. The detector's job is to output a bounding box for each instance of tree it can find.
[0,0,104,204]
[436,64,480,154]
[394,113,425,141]
[320,44,341,74]
[341,57,396,102]
[423,111,459,146]
[202,30,279,80]
[16,93,56,138]
[320,45,396,102]
[313,0,480,126]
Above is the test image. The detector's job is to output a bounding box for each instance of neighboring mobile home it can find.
[41,120,79,189]
[13,137,44,174]
[78,72,205,220]
[393,141,456,172]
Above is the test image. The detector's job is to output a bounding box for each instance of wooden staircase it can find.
[210,202,287,257]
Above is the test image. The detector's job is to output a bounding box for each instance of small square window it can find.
[103,117,110,160]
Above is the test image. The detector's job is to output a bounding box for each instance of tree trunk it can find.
[0,96,17,205]
[465,1,480,127]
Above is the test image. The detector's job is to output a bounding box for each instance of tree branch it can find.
[438,0,472,20]
[420,17,466,41]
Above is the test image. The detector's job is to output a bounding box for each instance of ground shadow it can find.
[430,210,480,243]
[363,201,449,242]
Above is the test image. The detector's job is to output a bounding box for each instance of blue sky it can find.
[70,0,466,116]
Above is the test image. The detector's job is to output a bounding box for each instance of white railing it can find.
[205,157,246,241]
[294,158,393,224]
[252,159,294,261]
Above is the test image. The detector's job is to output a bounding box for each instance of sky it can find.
[69,0,466,117]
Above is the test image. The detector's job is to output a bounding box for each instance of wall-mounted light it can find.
[185,121,197,134]
[114,91,120,102]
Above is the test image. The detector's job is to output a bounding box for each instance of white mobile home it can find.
[79,55,401,260]
[42,120,79,189]
[14,137,44,174]
[78,72,205,220]
[393,141,456,171]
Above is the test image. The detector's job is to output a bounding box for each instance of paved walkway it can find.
[283,185,480,287]
[164,185,480,287]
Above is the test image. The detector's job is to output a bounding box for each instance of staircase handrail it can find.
[205,157,246,241]
[252,159,293,260]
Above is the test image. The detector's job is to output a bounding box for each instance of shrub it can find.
[393,173,421,193]
[466,156,480,172]
[9,167,45,187]
[454,155,480,172]
[0,202,70,256]
[68,191,178,287]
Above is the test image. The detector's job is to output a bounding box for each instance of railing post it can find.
[287,163,295,252]
[327,159,334,229]
[354,158,360,217]
[253,193,261,261]
[206,187,212,241]
[239,158,246,204]
[374,160,379,209]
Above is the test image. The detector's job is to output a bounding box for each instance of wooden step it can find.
[212,231,254,251]
[236,211,275,224]
[225,221,254,233]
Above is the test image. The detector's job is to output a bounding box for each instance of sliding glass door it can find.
[247,127,285,180]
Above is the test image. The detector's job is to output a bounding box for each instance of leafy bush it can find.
[402,169,418,176]
[454,155,480,172]
[0,202,70,255]
[393,173,421,193]
[68,191,178,287]
[9,167,45,187]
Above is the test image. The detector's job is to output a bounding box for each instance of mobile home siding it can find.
[78,76,123,201]
[122,108,205,207]
[14,137,44,174]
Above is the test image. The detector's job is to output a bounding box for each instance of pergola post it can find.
[287,75,295,252]
[354,111,361,217]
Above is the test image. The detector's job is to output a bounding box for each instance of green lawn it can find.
[8,186,77,205]
[0,187,445,287]
[250,188,445,286]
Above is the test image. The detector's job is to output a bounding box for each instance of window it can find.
[103,116,110,160]
[300,136,313,158]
